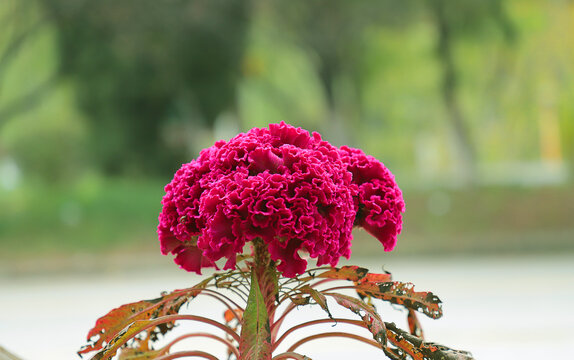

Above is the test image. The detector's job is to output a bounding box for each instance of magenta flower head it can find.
[339,146,405,252]
[158,122,404,277]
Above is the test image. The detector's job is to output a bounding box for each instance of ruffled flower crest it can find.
[158,122,404,277]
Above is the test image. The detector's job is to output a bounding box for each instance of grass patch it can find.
[0,175,165,259]
[2,177,573,265]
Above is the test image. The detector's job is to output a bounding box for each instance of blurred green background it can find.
[1,0,573,273]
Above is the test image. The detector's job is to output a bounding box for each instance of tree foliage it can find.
[42,0,250,175]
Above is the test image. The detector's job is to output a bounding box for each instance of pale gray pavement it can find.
[1,254,573,359]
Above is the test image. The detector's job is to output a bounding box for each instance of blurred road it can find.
[1,254,573,360]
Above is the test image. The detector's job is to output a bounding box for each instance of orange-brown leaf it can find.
[355,272,393,300]
[356,281,442,319]
[224,309,244,323]
[79,282,208,356]
[385,322,473,360]
[407,309,424,339]
[356,271,392,285]
[316,265,369,282]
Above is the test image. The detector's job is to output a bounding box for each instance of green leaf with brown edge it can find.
[239,271,272,360]
[356,281,443,319]
[298,285,332,319]
[79,276,213,356]
[324,292,386,347]
[288,293,311,306]
[89,314,241,360]
[385,322,474,360]
[314,265,369,282]
[88,320,155,360]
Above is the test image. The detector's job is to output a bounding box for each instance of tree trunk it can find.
[431,0,476,185]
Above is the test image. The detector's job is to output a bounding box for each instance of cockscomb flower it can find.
[158,122,404,277]
[339,146,405,252]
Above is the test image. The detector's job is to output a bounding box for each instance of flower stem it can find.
[286,332,381,352]
[164,332,240,358]
[238,239,279,360]
[156,351,219,360]
[252,238,279,325]
[273,318,364,350]
[272,352,312,360]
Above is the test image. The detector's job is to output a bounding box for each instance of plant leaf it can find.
[288,293,311,306]
[407,309,424,338]
[224,308,244,323]
[355,272,393,300]
[79,277,211,356]
[0,346,23,360]
[356,281,442,319]
[239,271,272,360]
[117,347,168,360]
[315,265,369,282]
[385,322,474,360]
[298,285,332,319]
[357,271,393,284]
[325,293,386,347]
[87,320,154,360]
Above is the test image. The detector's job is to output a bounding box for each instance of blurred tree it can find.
[0,0,85,184]
[0,0,58,126]
[268,0,418,145]
[428,0,515,184]
[42,0,250,176]
[270,0,516,184]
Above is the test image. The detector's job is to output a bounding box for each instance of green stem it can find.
[252,238,279,323]
[238,239,278,360]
